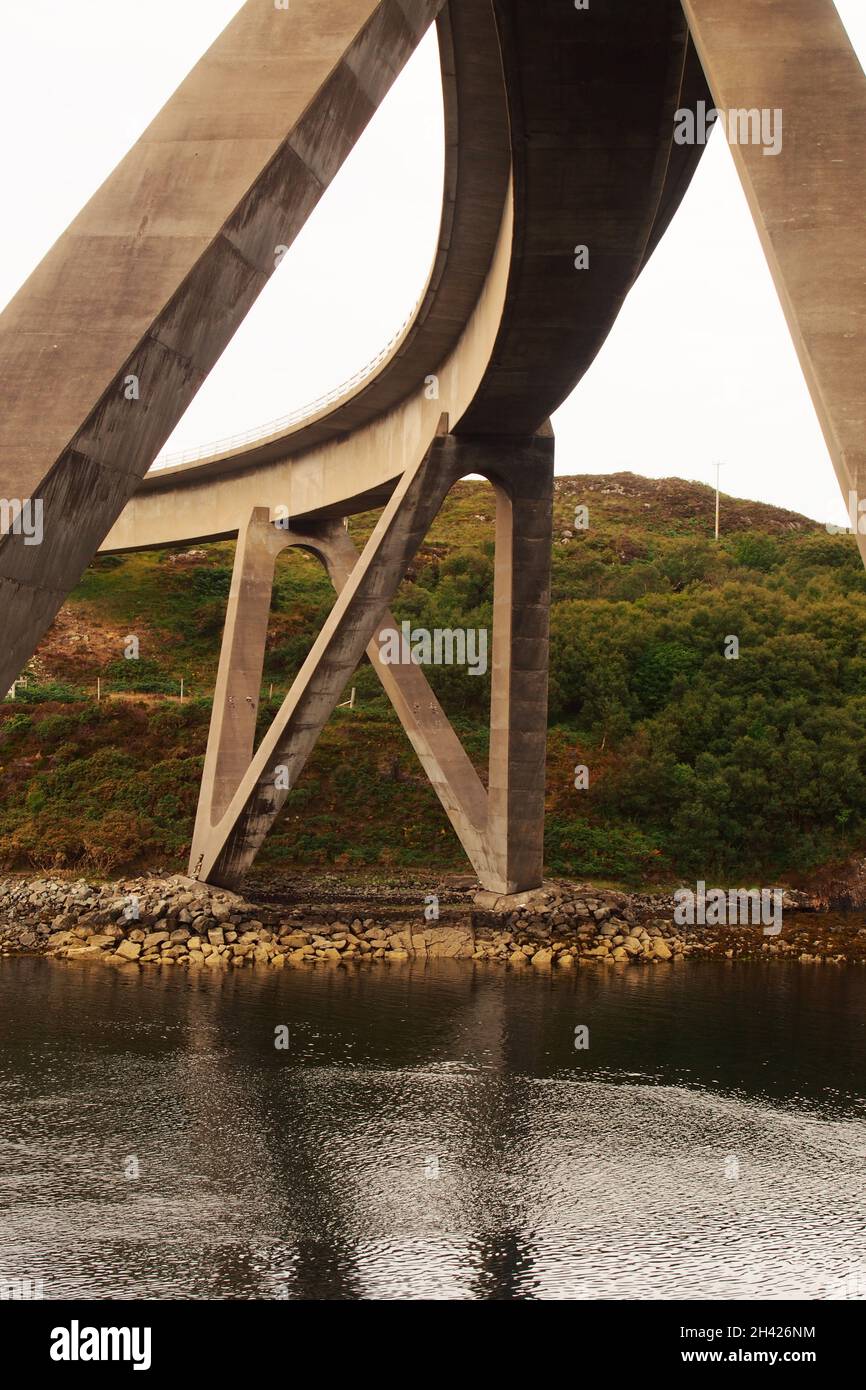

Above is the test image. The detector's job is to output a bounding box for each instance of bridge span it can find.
[1,0,864,892]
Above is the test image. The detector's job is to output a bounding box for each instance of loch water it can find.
[1,955,864,1300]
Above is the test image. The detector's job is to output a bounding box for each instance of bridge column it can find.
[437,426,555,893]
[190,508,294,880]
[489,442,555,893]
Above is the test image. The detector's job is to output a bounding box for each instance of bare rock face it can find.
[421,925,475,959]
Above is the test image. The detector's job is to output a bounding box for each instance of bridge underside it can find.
[1,0,865,891]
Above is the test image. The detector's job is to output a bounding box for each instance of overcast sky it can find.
[0,1,862,526]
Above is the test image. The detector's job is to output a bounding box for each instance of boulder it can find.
[114,941,141,962]
[48,931,75,948]
[423,925,475,959]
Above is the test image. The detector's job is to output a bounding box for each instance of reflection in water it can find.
[0,956,865,1300]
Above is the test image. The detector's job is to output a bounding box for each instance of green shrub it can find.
[13,681,83,704]
[190,567,232,598]
[102,659,178,695]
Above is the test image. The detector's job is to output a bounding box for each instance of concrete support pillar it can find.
[437,428,555,892]
[190,423,554,893]
[488,450,555,892]
[190,509,296,877]
[681,0,866,562]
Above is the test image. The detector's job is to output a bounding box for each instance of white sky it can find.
[0,0,862,526]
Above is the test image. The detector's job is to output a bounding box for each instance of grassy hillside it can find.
[3,472,865,888]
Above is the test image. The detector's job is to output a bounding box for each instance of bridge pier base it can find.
[189,424,554,894]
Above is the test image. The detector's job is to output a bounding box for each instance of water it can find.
[1,955,865,1301]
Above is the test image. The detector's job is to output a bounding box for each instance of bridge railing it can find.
[152,296,422,472]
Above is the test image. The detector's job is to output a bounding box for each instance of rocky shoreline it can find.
[1,873,865,970]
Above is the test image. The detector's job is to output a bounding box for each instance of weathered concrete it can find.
[97,181,517,554]
[457,0,711,434]
[682,0,866,563]
[145,0,511,477]
[190,504,493,888]
[196,420,463,886]
[470,430,555,891]
[190,428,554,893]
[311,525,493,881]
[191,510,291,848]
[0,0,446,697]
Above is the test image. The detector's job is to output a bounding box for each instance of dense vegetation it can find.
[2,472,864,887]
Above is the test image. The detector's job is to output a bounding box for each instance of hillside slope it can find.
[3,472,865,889]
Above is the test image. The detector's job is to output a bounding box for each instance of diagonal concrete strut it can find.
[190,427,555,894]
[681,0,866,559]
[0,0,447,697]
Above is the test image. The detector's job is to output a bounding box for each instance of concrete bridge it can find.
[1,0,864,893]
